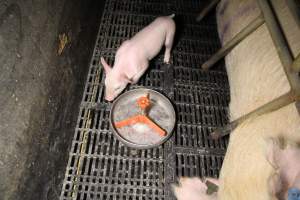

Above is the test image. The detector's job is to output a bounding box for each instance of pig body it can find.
[173,0,300,199]
[217,105,300,200]
[101,15,176,101]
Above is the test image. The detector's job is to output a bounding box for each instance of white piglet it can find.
[100,14,176,101]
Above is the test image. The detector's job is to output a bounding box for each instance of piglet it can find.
[100,14,176,101]
[173,137,300,200]
[173,177,219,200]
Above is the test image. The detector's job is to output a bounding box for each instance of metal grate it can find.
[60,0,229,199]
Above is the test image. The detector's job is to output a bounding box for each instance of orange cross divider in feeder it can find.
[114,94,166,137]
[114,115,166,137]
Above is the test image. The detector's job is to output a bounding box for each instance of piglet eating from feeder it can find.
[100,14,176,101]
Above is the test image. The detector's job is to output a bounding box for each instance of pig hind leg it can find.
[163,31,175,64]
[266,138,300,198]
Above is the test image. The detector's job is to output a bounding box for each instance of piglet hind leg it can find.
[205,178,219,186]
[172,177,218,200]
[163,31,175,64]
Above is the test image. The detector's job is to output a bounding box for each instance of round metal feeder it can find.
[110,88,176,149]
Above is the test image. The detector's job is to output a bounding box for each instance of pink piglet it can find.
[100,14,176,101]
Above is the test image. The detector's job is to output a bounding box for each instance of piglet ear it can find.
[120,74,133,83]
[127,77,134,84]
[100,57,112,73]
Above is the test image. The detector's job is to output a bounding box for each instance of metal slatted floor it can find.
[60,0,229,199]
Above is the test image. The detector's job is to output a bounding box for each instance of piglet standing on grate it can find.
[173,0,300,199]
[100,14,176,101]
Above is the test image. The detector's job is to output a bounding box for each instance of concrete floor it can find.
[0,0,104,199]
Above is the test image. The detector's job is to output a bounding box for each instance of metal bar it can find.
[292,53,300,72]
[211,0,300,139]
[211,121,238,140]
[202,15,264,70]
[269,0,300,73]
[211,91,300,139]
[196,0,220,22]
[287,0,300,28]
[258,0,300,95]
